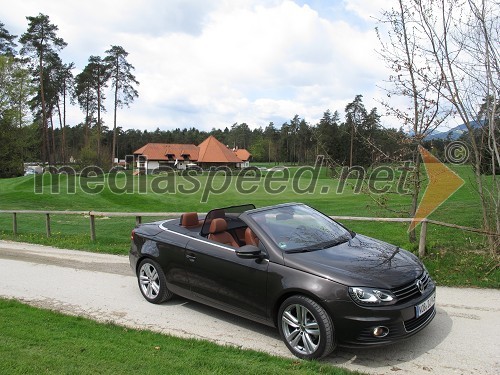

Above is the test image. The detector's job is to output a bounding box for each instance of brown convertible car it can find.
[129,203,436,359]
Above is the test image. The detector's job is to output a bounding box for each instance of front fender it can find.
[266,262,348,326]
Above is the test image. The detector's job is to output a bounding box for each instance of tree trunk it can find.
[50,114,56,162]
[17,76,25,161]
[349,122,354,168]
[62,85,66,164]
[112,82,118,164]
[39,53,50,165]
[97,82,101,159]
[409,148,421,243]
[84,91,90,147]
[56,99,64,163]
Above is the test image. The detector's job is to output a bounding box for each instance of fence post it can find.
[13,212,17,235]
[45,213,51,237]
[419,220,427,258]
[90,214,96,242]
[135,216,142,226]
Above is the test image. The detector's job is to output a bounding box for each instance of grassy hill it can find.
[0,165,497,288]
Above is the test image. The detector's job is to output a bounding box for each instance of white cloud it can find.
[343,0,395,21]
[4,0,398,131]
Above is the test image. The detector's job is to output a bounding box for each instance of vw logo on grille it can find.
[416,279,425,293]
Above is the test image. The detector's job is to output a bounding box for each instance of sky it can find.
[2,0,407,132]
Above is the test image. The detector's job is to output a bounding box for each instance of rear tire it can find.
[278,295,336,359]
[137,259,173,304]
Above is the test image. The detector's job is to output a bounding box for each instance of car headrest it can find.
[180,212,199,228]
[209,218,227,234]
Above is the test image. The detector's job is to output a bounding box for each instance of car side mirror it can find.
[236,245,262,259]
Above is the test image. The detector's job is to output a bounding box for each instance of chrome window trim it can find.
[159,221,236,252]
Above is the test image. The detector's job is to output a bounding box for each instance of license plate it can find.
[415,292,436,318]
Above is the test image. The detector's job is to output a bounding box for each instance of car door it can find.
[155,241,191,295]
[184,237,269,319]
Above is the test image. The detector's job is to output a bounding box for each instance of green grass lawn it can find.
[0,298,359,375]
[0,165,497,373]
[0,165,498,288]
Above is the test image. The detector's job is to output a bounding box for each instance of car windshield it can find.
[249,204,351,252]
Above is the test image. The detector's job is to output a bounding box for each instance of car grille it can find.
[355,306,436,342]
[392,271,431,304]
[404,305,436,332]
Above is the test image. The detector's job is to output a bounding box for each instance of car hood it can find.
[283,234,423,289]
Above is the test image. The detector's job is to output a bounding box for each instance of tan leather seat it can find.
[180,212,201,228]
[234,227,246,244]
[245,227,259,246]
[208,218,239,248]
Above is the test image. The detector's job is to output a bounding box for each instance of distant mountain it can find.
[426,121,483,140]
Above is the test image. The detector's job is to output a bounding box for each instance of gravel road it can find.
[0,240,498,374]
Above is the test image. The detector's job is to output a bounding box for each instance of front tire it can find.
[278,295,336,359]
[137,259,173,304]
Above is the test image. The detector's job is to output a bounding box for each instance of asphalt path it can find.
[0,240,498,374]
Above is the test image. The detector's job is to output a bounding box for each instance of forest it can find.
[0,14,431,176]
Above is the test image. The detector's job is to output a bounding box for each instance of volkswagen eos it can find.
[129,203,436,359]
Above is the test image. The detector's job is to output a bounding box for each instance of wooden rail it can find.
[0,210,179,245]
[1,209,497,258]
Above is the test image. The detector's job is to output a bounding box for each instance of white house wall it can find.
[146,160,160,173]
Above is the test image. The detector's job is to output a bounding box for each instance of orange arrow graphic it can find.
[410,146,465,231]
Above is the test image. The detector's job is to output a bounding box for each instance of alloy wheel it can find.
[139,262,160,299]
[281,303,320,355]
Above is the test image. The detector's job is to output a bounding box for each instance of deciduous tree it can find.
[377,1,449,242]
[378,0,499,252]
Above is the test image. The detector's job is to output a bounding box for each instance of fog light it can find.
[372,326,389,337]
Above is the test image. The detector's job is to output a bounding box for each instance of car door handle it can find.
[186,253,196,262]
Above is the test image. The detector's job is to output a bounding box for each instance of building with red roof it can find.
[133,136,251,173]
[234,148,251,168]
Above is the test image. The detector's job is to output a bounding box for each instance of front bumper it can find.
[330,285,436,347]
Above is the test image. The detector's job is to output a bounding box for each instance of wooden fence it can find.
[0,209,496,258]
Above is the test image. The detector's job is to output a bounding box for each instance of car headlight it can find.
[349,287,397,306]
